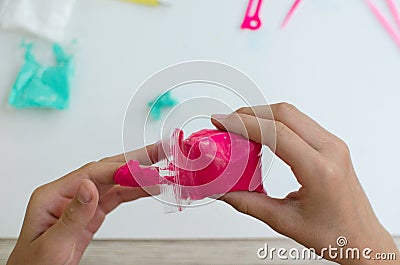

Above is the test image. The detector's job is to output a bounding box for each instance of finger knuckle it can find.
[335,138,350,156]
[236,106,249,114]
[98,157,109,162]
[326,137,351,158]
[321,163,339,180]
[30,185,47,201]
[275,102,297,117]
[80,161,98,172]
[316,159,343,185]
[31,186,43,197]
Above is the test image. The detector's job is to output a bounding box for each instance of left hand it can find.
[7,144,160,265]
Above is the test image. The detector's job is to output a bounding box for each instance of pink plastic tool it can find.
[114,129,265,201]
[387,0,400,31]
[366,0,400,47]
[241,0,264,30]
[281,0,303,29]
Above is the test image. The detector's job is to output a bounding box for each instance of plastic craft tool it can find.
[241,0,264,30]
[366,0,400,47]
[281,0,303,29]
[387,0,400,30]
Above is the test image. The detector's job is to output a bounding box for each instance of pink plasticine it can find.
[114,160,160,188]
[169,129,264,200]
[366,0,400,47]
[241,0,264,30]
[281,0,302,29]
[114,129,265,200]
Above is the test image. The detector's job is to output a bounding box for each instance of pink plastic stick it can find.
[241,0,264,30]
[366,0,400,47]
[281,0,302,29]
[387,0,400,30]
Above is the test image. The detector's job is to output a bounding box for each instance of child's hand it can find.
[7,144,160,265]
[212,103,399,265]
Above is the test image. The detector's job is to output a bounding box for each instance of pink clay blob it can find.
[114,129,265,200]
[114,160,160,188]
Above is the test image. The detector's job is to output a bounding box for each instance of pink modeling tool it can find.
[366,0,400,47]
[114,129,265,202]
[387,0,400,30]
[241,0,264,30]
[281,0,302,29]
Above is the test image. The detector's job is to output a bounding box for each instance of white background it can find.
[0,0,399,239]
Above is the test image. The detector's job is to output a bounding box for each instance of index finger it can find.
[101,142,164,165]
[212,113,320,186]
[50,161,125,199]
[236,103,336,151]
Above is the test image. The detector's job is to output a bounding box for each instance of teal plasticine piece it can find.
[8,42,74,110]
[148,91,178,120]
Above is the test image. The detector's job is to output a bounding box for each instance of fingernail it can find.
[211,114,228,120]
[77,183,92,204]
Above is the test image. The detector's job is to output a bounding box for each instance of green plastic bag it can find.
[8,42,74,110]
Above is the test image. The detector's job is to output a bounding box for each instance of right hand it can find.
[212,103,399,265]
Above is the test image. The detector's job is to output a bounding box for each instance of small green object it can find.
[148,91,178,120]
[8,42,74,110]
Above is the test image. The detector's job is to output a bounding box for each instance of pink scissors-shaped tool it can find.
[241,0,264,30]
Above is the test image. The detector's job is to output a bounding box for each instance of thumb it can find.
[47,179,99,241]
[221,191,290,233]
